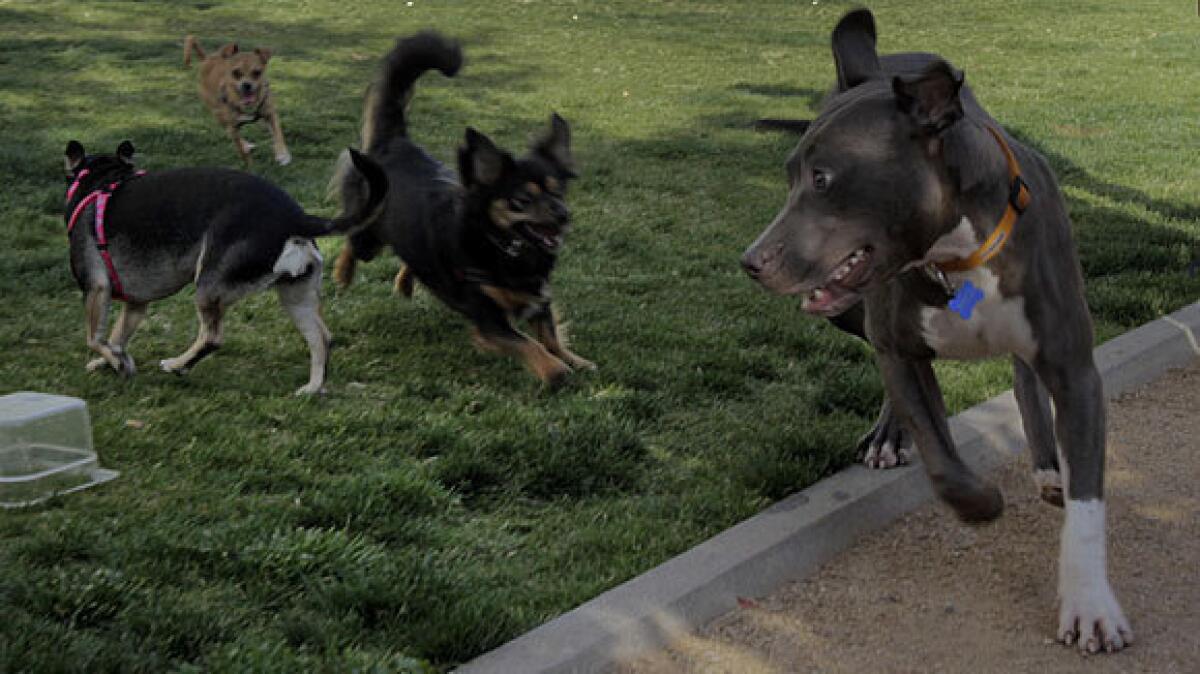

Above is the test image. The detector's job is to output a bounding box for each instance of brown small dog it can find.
[184,35,291,166]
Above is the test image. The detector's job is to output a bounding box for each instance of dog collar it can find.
[935,125,1032,274]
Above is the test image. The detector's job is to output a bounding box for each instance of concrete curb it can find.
[459,301,1200,674]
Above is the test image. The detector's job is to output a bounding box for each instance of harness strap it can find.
[935,125,1032,274]
[64,170,146,302]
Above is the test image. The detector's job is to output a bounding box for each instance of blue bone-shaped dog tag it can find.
[948,280,984,319]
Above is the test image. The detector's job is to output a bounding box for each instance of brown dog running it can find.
[184,35,291,167]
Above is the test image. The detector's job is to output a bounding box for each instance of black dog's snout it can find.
[551,201,570,225]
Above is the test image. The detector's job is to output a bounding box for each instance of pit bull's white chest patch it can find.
[273,237,322,278]
[917,219,1037,362]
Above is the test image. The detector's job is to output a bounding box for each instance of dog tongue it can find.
[801,285,849,315]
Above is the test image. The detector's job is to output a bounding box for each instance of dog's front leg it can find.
[472,307,571,387]
[263,99,291,166]
[876,353,1003,523]
[830,304,913,468]
[529,305,595,372]
[228,127,253,167]
[1013,357,1063,506]
[1036,357,1132,652]
[83,286,125,374]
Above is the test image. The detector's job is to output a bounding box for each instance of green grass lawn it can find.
[1,0,1196,670]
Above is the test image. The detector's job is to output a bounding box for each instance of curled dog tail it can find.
[183,35,206,67]
[301,149,389,237]
[362,31,463,151]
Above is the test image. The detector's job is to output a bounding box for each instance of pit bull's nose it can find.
[741,251,763,279]
[240,82,254,93]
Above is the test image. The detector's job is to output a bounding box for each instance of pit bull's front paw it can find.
[564,352,596,372]
[86,357,109,373]
[1034,469,1065,507]
[159,358,189,375]
[857,402,913,469]
[275,150,292,166]
[1058,581,1133,653]
[240,139,256,154]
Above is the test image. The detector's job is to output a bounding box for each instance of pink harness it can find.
[65,168,145,301]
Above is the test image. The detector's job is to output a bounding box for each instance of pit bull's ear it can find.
[220,43,239,58]
[116,140,136,165]
[254,47,272,64]
[459,127,513,188]
[893,60,964,135]
[65,140,85,172]
[532,113,576,178]
[832,9,880,91]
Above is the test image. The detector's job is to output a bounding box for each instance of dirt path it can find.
[621,361,1200,674]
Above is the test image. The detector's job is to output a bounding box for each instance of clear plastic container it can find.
[0,392,118,508]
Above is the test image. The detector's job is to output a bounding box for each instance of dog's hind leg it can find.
[83,286,127,374]
[333,243,357,289]
[1013,356,1062,506]
[876,354,1003,523]
[87,301,149,376]
[160,295,223,375]
[1036,356,1132,652]
[275,272,331,396]
[529,305,595,372]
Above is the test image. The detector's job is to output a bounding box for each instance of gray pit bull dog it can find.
[742,9,1131,653]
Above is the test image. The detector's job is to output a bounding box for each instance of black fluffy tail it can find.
[363,31,463,151]
[302,149,389,236]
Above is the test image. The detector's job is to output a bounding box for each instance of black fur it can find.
[64,140,387,393]
[336,32,592,385]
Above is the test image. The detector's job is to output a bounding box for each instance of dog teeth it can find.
[810,288,828,303]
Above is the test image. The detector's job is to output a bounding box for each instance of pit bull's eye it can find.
[812,169,830,192]
[251,70,262,79]
[232,69,244,79]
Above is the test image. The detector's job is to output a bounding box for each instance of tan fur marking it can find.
[471,328,570,385]
[525,182,541,195]
[333,243,357,288]
[545,176,560,192]
[531,309,596,371]
[489,200,514,229]
[394,265,415,298]
[480,284,539,314]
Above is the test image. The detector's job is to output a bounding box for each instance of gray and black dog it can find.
[742,9,1131,653]
[64,140,386,395]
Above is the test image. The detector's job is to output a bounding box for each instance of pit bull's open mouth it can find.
[801,246,873,316]
[519,222,563,252]
[240,91,258,107]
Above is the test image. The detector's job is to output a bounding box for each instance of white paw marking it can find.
[240,140,256,153]
[275,150,292,166]
[86,357,109,372]
[1034,468,1062,490]
[1058,499,1132,653]
[863,438,911,470]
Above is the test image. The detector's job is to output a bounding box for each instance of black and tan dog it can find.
[64,140,386,395]
[742,9,1131,653]
[184,36,291,166]
[331,32,593,386]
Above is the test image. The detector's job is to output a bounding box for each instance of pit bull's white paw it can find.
[275,150,292,166]
[159,358,187,375]
[863,438,912,469]
[240,140,256,153]
[1058,499,1132,653]
[86,357,109,372]
[1058,579,1132,653]
[293,382,325,397]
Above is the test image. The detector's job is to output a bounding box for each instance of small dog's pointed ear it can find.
[220,43,239,58]
[459,127,512,187]
[116,140,136,165]
[893,60,964,135]
[254,47,272,64]
[65,140,86,172]
[532,112,576,178]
